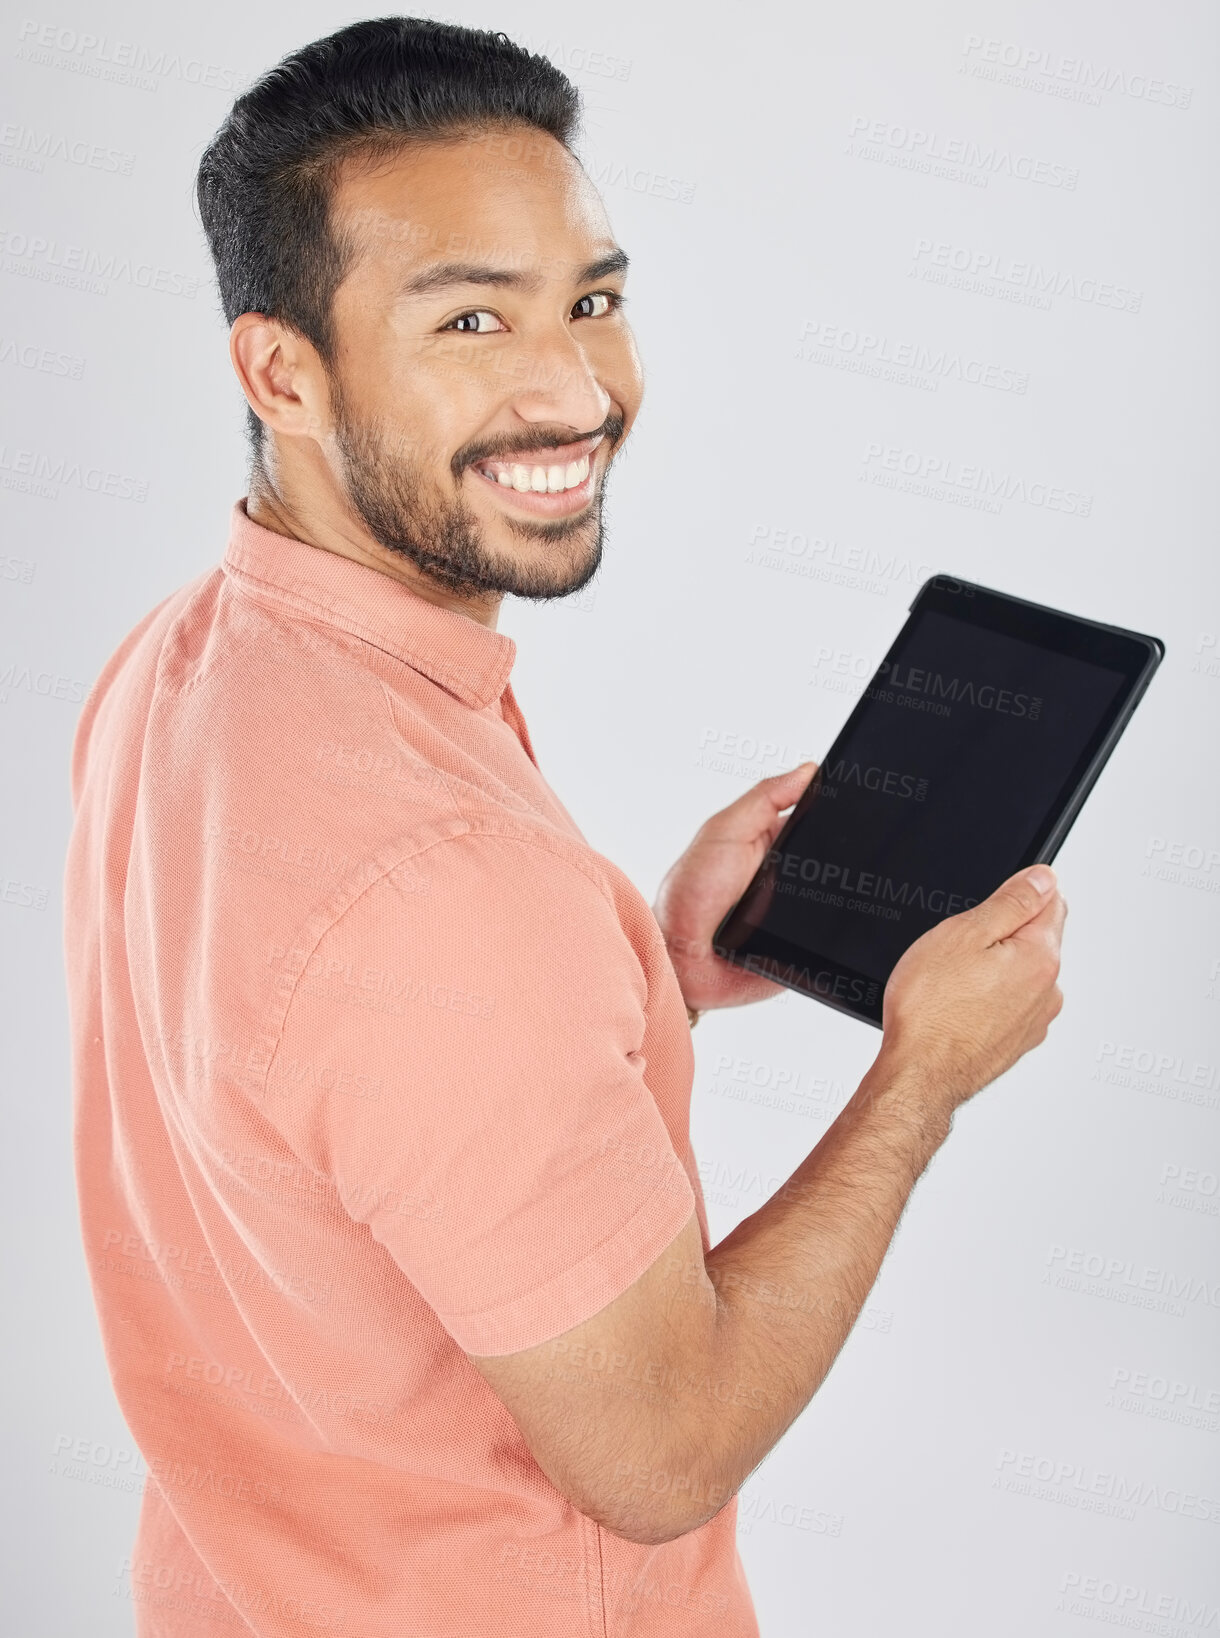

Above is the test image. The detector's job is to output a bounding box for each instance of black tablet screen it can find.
[733,606,1128,990]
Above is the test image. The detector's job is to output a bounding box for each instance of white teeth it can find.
[481,452,592,494]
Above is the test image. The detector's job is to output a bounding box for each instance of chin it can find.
[486,514,601,585]
[496,538,603,602]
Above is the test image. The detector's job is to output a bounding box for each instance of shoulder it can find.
[273,826,655,1026]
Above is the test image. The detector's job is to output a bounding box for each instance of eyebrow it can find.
[398,247,630,300]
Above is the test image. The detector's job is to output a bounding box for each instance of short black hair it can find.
[195,16,582,470]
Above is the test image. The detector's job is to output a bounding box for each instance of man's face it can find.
[319,126,643,601]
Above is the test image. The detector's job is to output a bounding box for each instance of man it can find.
[62,17,1066,1637]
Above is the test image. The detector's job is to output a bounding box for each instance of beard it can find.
[330,375,621,601]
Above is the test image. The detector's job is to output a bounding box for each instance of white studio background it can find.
[2,3,1217,1634]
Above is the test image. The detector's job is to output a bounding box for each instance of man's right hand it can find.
[877,862,1068,1121]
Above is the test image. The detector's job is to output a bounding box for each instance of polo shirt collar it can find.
[221,498,516,710]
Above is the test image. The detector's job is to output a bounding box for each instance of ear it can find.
[229,313,330,445]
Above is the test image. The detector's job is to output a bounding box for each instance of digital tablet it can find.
[713,575,1164,1028]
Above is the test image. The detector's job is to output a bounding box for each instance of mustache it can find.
[454,411,626,475]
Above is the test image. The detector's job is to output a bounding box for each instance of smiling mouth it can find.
[469,432,604,503]
[475,452,592,494]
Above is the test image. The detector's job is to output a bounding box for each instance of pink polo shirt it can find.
[63,498,758,1637]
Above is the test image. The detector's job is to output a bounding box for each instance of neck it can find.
[244,467,503,631]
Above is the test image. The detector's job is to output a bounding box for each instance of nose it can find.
[507,321,613,441]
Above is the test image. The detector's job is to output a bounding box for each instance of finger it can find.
[763,809,792,847]
[697,763,817,844]
[962,864,1057,945]
[1006,886,1067,953]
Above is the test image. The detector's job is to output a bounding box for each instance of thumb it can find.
[763,760,818,798]
[963,864,1058,946]
[698,761,817,843]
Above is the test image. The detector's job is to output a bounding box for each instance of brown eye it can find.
[572,291,625,320]
[446,310,504,333]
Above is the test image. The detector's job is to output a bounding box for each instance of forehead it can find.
[329,127,615,287]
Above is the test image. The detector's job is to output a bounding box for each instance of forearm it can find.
[663,1053,950,1537]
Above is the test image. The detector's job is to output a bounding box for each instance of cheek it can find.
[597,330,644,417]
[362,361,465,471]
[405,343,515,432]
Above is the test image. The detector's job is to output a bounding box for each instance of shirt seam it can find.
[224,560,506,706]
[442,1164,697,1347]
[593,1516,609,1638]
[375,677,466,819]
[380,680,550,824]
[456,821,627,920]
[260,826,474,1115]
[149,573,254,701]
[258,826,650,1151]
[452,825,661,997]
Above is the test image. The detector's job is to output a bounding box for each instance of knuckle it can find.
[1001,883,1036,917]
[1023,941,1056,982]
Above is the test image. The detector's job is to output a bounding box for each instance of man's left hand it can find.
[653,762,817,1014]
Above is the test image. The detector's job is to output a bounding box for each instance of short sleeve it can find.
[264,832,698,1356]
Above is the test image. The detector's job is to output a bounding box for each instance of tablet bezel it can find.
[712,574,1164,1028]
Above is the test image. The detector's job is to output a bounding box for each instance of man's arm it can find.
[470,865,1066,1545]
